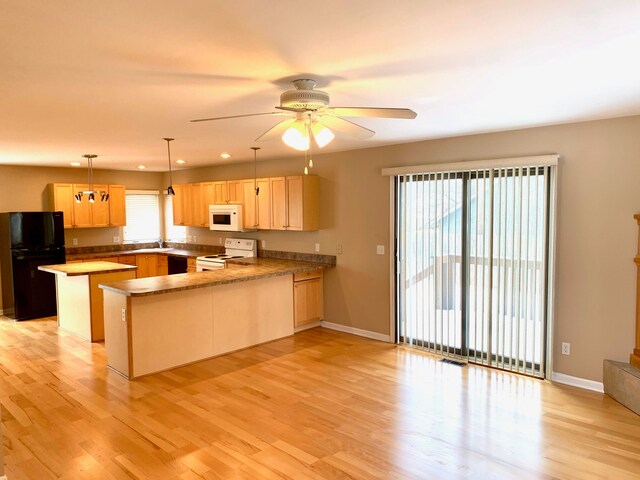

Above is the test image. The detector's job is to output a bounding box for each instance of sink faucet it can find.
[157,237,164,249]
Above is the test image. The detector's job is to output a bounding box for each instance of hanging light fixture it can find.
[163,137,175,195]
[76,154,108,203]
[282,114,335,151]
[251,147,260,197]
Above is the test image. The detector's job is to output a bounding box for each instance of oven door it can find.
[196,260,224,271]
[209,205,244,231]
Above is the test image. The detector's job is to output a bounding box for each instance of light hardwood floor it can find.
[1,316,639,479]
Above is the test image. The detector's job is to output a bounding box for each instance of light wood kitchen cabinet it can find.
[182,183,194,226]
[157,255,168,276]
[270,175,319,231]
[73,184,93,228]
[118,255,137,266]
[172,184,186,226]
[191,183,207,227]
[50,183,75,228]
[91,184,110,227]
[202,181,215,210]
[136,254,158,278]
[187,258,196,273]
[242,178,271,229]
[227,180,243,203]
[213,181,228,204]
[108,185,127,226]
[293,269,324,327]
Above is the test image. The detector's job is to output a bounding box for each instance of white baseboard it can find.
[321,321,392,343]
[551,372,604,393]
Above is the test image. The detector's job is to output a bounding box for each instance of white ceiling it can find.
[2,1,640,171]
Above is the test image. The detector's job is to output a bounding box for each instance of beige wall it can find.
[2,116,638,382]
[169,115,640,382]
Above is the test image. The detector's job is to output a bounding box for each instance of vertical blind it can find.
[395,162,555,378]
[123,191,160,242]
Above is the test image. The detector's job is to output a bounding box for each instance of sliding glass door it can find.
[396,163,554,378]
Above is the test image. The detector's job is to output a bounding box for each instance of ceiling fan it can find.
[190,78,417,151]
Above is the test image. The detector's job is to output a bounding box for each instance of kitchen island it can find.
[99,258,329,379]
[39,261,137,341]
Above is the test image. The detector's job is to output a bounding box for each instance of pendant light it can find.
[164,137,175,195]
[251,147,260,196]
[75,154,108,203]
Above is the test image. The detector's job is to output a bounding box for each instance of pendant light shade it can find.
[164,137,175,195]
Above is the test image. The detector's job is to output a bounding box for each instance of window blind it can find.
[123,191,160,242]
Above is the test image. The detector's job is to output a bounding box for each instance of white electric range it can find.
[195,238,257,271]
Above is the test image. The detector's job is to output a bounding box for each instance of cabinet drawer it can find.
[187,258,196,267]
[293,269,323,282]
[157,255,168,267]
[118,256,137,265]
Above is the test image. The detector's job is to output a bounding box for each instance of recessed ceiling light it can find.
[220,153,232,159]
[137,165,146,170]
[70,162,81,167]
[176,159,186,164]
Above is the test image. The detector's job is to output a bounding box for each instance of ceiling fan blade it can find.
[190,112,287,123]
[317,116,375,139]
[255,118,296,142]
[323,107,417,119]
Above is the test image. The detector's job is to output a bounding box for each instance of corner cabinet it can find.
[270,175,319,231]
[49,183,127,229]
[293,269,324,328]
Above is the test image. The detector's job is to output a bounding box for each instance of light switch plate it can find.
[192,235,197,243]
[336,244,343,254]
[315,243,320,252]
[113,236,120,243]
[72,238,78,246]
[261,240,266,248]
[376,245,385,255]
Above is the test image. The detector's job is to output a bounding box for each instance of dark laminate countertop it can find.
[39,261,138,276]
[66,248,218,261]
[99,258,330,297]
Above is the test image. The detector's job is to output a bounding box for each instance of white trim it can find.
[126,189,160,195]
[0,475,7,480]
[321,321,392,343]
[551,372,604,393]
[381,154,559,176]
[545,166,559,379]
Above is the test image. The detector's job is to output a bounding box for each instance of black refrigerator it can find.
[0,212,66,320]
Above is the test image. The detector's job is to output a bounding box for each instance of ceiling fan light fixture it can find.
[311,121,334,148]
[282,121,310,151]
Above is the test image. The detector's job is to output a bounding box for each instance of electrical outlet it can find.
[315,243,320,252]
[336,244,343,254]
[562,342,571,355]
[121,307,126,322]
[192,235,197,243]
[261,240,266,249]
[112,236,120,243]
[72,238,78,246]
[376,245,385,255]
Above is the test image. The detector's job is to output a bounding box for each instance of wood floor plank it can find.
[2,316,640,479]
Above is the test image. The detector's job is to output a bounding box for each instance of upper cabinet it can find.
[270,175,319,231]
[108,185,127,226]
[227,180,243,203]
[213,181,228,204]
[242,178,271,230]
[172,184,185,226]
[49,183,128,229]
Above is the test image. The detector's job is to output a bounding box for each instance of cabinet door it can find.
[157,255,168,276]
[187,258,196,273]
[147,254,159,277]
[256,178,271,230]
[213,181,228,204]
[227,180,243,203]
[136,255,149,278]
[191,183,205,227]
[294,278,323,327]
[270,177,287,230]
[91,184,110,227]
[286,176,304,230]
[172,184,185,226]
[108,185,127,226]
[202,181,215,210]
[182,184,194,226]
[242,180,258,228]
[51,183,75,228]
[73,184,93,228]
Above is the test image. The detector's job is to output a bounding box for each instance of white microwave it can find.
[209,204,252,232]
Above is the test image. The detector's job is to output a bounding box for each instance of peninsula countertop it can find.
[39,261,138,276]
[98,258,330,297]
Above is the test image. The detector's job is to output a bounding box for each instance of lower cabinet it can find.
[187,258,196,273]
[293,269,324,328]
[136,254,158,278]
[157,255,168,276]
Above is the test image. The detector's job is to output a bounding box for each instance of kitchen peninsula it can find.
[39,261,137,341]
[99,258,330,379]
